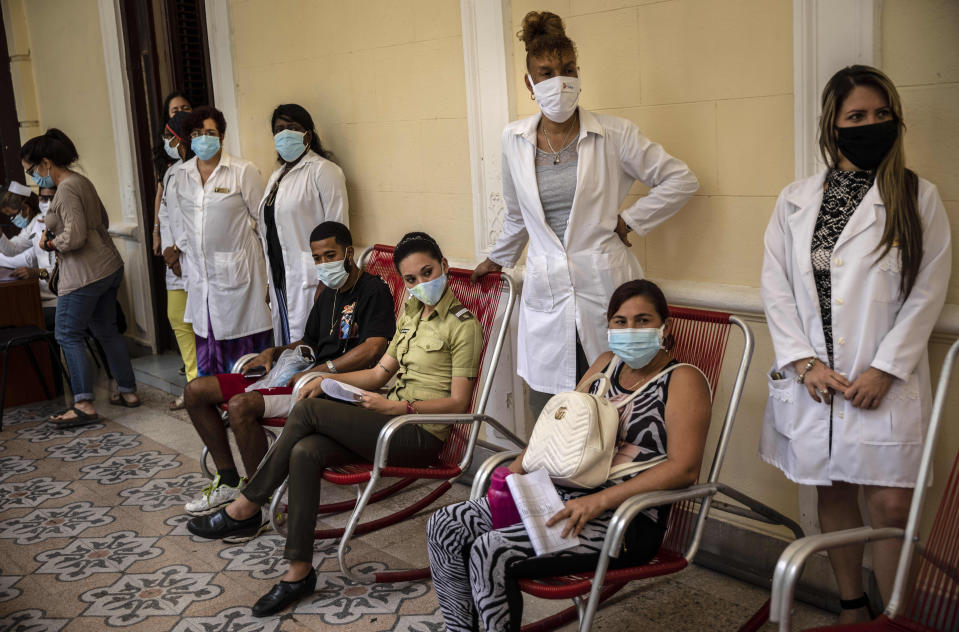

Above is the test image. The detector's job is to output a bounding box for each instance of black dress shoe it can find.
[186,507,263,540]
[252,567,317,617]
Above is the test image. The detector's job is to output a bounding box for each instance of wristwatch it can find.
[325,360,338,373]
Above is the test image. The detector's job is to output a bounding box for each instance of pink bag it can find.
[487,466,522,529]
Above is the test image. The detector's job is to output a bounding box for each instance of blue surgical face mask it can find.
[31,171,55,189]
[274,129,307,163]
[11,213,28,229]
[315,258,349,290]
[163,137,180,160]
[608,326,665,370]
[409,272,447,307]
[191,135,221,160]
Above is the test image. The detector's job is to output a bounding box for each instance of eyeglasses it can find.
[189,129,220,139]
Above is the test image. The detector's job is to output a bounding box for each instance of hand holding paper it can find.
[505,469,581,556]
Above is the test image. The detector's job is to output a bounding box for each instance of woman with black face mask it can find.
[760,65,951,625]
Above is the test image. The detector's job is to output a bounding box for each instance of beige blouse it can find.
[43,173,123,295]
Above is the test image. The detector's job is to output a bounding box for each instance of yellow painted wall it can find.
[228,0,475,261]
[13,0,123,224]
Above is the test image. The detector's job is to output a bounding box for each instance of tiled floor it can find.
[0,376,836,631]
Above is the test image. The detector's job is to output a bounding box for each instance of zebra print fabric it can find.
[427,358,676,630]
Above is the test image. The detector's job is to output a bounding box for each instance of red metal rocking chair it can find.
[261,244,521,581]
[770,338,959,632]
[471,307,804,631]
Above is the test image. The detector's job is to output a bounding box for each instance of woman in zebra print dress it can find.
[427,280,712,631]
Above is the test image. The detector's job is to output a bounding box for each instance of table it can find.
[0,268,55,407]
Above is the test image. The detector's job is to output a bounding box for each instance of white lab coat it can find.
[171,153,272,340]
[0,213,56,306]
[158,160,185,291]
[489,108,699,394]
[257,150,348,343]
[760,169,951,487]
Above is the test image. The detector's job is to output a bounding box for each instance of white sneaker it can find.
[185,475,244,516]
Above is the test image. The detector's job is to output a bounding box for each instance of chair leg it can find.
[0,348,8,431]
[23,343,53,400]
[338,476,382,580]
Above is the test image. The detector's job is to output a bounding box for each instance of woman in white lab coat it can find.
[471,11,698,415]
[170,106,273,376]
[760,65,951,623]
[1,182,57,328]
[258,104,348,345]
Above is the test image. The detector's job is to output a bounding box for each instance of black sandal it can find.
[109,394,142,408]
[48,407,100,428]
[840,593,876,619]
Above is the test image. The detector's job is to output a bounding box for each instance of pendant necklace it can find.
[543,120,577,165]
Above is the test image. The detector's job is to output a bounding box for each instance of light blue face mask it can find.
[608,326,665,370]
[409,272,447,307]
[191,135,221,160]
[11,213,28,229]
[315,258,349,290]
[31,171,55,189]
[163,137,180,160]
[274,129,307,163]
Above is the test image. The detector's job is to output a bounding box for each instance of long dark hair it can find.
[819,65,921,298]
[271,104,334,162]
[20,129,79,167]
[607,279,674,349]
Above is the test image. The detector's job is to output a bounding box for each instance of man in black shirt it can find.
[182,222,395,516]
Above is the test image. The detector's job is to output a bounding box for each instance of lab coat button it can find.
[834,257,843,267]
[835,297,844,305]
[837,337,846,345]
[838,411,844,419]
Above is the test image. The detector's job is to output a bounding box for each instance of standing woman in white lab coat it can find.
[471,11,698,416]
[258,104,348,345]
[760,65,951,624]
[170,106,273,376]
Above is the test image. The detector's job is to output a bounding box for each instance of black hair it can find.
[165,111,195,161]
[153,92,192,181]
[393,232,443,271]
[184,105,227,136]
[309,221,352,247]
[607,279,674,348]
[271,104,334,162]
[20,129,79,168]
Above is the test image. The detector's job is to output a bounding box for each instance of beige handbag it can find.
[522,359,690,489]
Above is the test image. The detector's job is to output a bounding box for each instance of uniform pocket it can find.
[859,373,921,445]
[414,336,447,353]
[213,251,249,290]
[523,255,554,312]
[302,252,318,288]
[874,247,903,303]
[766,371,797,439]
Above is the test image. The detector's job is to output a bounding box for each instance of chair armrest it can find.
[469,451,522,500]
[372,413,499,471]
[230,353,260,374]
[770,526,904,631]
[290,371,330,399]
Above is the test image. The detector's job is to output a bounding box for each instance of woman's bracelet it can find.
[405,401,419,415]
[796,357,817,384]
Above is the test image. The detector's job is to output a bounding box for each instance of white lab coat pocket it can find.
[859,373,922,445]
[874,247,903,303]
[766,370,798,439]
[301,252,318,288]
[213,250,249,291]
[523,254,555,312]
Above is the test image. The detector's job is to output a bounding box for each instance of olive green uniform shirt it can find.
[385,288,483,440]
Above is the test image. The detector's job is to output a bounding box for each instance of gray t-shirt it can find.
[535,140,578,243]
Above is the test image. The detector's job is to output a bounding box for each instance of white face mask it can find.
[529,74,581,123]
[38,200,51,215]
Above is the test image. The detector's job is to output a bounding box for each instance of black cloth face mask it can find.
[835,120,899,171]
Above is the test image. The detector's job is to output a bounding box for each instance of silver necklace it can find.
[542,121,577,165]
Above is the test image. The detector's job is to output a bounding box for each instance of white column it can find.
[97,0,156,349]
[205,0,242,157]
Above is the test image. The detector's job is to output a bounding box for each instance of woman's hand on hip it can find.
[470,258,502,283]
[614,216,632,247]
[546,492,611,539]
[794,359,851,404]
[844,368,895,409]
[357,392,403,415]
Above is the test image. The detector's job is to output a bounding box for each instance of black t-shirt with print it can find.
[301,270,396,363]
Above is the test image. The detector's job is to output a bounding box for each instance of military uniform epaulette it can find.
[453,305,474,321]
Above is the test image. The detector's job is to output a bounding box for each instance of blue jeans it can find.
[55,267,136,402]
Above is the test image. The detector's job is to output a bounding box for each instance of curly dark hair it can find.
[517,11,576,70]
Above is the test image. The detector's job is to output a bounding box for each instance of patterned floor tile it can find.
[44,431,140,462]
[15,422,106,444]
[0,571,23,602]
[0,608,69,631]
[118,473,207,512]
[392,609,445,632]
[169,606,281,632]
[77,564,222,627]
[0,501,114,544]
[0,399,70,427]
[217,534,342,580]
[34,530,163,581]
[0,455,37,482]
[0,476,72,510]
[77,451,180,485]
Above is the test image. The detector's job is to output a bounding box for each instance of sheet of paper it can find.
[506,468,581,556]
[320,379,368,403]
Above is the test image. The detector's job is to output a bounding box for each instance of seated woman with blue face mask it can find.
[186,231,484,617]
[426,279,712,632]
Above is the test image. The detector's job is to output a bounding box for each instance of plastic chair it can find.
[265,244,520,581]
[472,307,803,631]
[770,338,959,632]
[1,326,69,430]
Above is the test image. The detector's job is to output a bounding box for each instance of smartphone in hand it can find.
[244,365,268,379]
